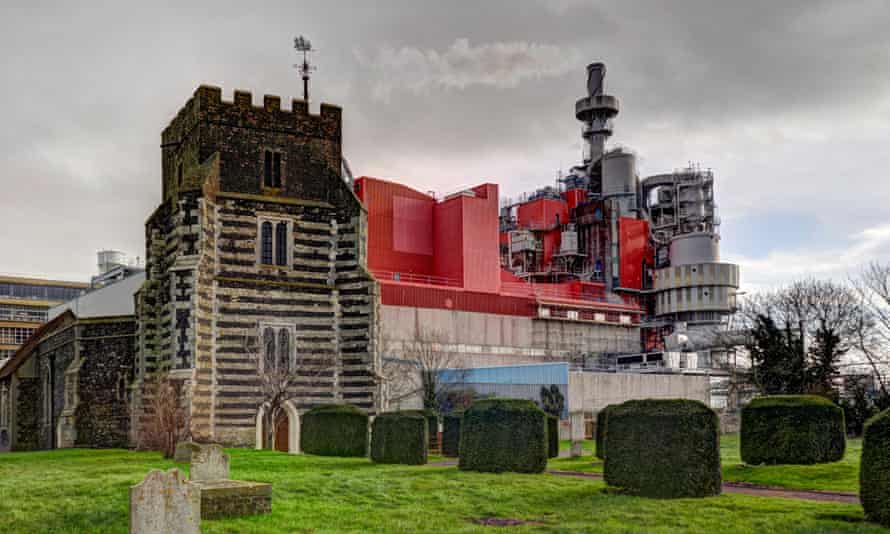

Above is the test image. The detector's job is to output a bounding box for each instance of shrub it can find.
[604,399,721,498]
[862,408,890,526]
[300,404,368,457]
[547,415,559,458]
[370,413,428,465]
[458,398,547,474]
[595,405,616,460]
[400,409,438,449]
[740,395,845,465]
[442,413,462,457]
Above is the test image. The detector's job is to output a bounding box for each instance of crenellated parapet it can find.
[161,86,341,148]
[158,85,348,207]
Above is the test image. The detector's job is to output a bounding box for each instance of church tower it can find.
[134,87,379,448]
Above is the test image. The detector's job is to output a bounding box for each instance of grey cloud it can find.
[358,38,583,100]
[2,0,890,285]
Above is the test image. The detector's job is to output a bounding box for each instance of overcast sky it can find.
[2,1,889,291]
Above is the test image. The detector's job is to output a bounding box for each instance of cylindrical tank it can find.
[602,150,636,198]
[669,233,719,265]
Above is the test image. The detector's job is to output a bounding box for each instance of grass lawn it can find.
[550,434,862,494]
[0,447,882,533]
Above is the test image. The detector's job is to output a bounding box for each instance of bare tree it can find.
[851,262,890,398]
[379,331,467,414]
[243,328,336,450]
[738,278,865,396]
[136,371,190,459]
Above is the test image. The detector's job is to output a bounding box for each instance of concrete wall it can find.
[380,305,545,366]
[567,371,710,414]
[380,305,640,367]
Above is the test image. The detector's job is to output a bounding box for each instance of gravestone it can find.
[195,480,273,519]
[190,444,230,482]
[570,412,585,457]
[174,441,202,463]
[129,469,200,534]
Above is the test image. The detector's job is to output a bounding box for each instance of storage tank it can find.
[602,150,636,198]
[669,233,719,265]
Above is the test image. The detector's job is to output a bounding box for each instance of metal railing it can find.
[500,282,639,310]
[370,270,461,287]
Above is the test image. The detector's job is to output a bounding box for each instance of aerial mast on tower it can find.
[293,35,316,102]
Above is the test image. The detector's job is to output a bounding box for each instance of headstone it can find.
[190,444,230,482]
[129,469,200,534]
[569,411,585,458]
[174,441,202,463]
[194,480,273,519]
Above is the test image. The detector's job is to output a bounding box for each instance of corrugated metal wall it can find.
[355,176,436,275]
[380,282,536,316]
[440,362,570,417]
[619,217,648,289]
[517,198,568,231]
[441,362,569,385]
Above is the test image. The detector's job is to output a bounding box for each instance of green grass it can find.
[549,434,862,494]
[722,434,861,493]
[0,447,881,533]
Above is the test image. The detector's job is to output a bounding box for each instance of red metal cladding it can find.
[393,195,433,255]
[500,269,525,283]
[516,198,569,230]
[542,229,562,266]
[380,282,536,317]
[461,184,500,293]
[355,176,435,275]
[432,196,464,285]
[619,217,649,290]
[562,188,586,211]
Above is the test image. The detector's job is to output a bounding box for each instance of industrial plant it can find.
[359,63,740,383]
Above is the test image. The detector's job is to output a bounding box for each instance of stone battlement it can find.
[161,85,341,146]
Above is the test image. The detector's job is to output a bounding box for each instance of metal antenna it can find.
[293,35,316,102]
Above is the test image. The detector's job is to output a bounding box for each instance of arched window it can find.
[275,222,288,266]
[260,222,273,265]
[263,327,276,371]
[277,329,290,372]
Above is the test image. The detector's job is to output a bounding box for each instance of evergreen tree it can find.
[540,384,565,418]
[747,314,807,395]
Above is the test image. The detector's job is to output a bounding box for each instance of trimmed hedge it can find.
[595,405,617,460]
[741,395,845,465]
[300,404,368,457]
[370,413,428,465]
[459,398,547,473]
[400,409,438,448]
[442,413,462,457]
[862,408,890,527]
[604,399,721,498]
[547,415,559,459]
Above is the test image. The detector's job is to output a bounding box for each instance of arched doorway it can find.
[255,401,300,454]
[262,412,289,452]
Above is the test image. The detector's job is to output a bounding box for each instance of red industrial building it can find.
[354,176,644,331]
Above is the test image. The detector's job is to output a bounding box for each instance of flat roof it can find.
[0,275,88,289]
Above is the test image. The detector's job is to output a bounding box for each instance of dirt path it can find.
[425,460,859,504]
[547,470,859,504]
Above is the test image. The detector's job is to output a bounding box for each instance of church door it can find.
[262,412,289,452]
[274,416,289,452]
